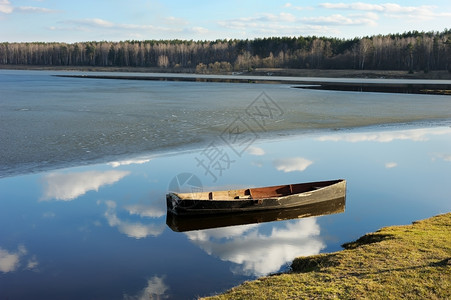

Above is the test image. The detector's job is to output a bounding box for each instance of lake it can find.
[2,70,451,178]
[0,70,450,299]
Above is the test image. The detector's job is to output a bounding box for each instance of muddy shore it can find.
[57,73,451,95]
[2,64,451,79]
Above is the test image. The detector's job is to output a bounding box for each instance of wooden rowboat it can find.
[166,179,346,216]
[167,196,345,232]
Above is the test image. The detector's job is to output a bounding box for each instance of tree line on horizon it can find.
[1,29,450,73]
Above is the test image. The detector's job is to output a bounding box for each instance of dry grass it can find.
[203,213,451,299]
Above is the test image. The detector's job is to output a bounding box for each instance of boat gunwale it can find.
[168,179,345,202]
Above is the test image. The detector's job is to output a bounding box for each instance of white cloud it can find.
[228,11,379,28]
[319,2,451,20]
[0,0,12,13]
[188,26,209,35]
[228,13,299,24]
[67,18,115,28]
[319,2,430,13]
[302,13,378,26]
[0,1,58,14]
[124,276,169,300]
[217,9,370,37]
[385,162,397,169]
[59,18,206,36]
[316,127,451,143]
[186,218,324,276]
[165,16,189,25]
[41,170,130,201]
[219,19,334,36]
[247,146,265,156]
[320,2,385,11]
[216,2,451,38]
[104,201,165,239]
[273,157,313,172]
[283,2,313,11]
[164,16,189,27]
[16,6,59,13]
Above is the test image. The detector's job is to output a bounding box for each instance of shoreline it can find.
[55,73,451,95]
[204,213,451,299]
[2,65,451,80]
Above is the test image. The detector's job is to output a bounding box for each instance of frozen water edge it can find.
[2,119,450,179]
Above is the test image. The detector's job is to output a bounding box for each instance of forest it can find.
[1,30,450,73]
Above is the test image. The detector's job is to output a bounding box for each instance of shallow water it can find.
[1,70,451,177]
[0,124,450,299]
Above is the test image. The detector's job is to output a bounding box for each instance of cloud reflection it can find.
[385,162,398,168]
[273,157,313,172]
[124,275,169,300]
[0,245,38,273]
[316,127,451,143]
[108,158,151,168]
[41,170,130,201]
[104,201,165,239]
[186,218,324,276]
[247,146,265,156]
[124,203,166,219]
[432,153,451,162]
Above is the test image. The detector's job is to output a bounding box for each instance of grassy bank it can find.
[204,213,451,299]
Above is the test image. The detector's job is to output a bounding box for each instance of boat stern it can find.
[166,193,180,214]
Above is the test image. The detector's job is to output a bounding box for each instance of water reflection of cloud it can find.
[247,146,265,156]
[42,170,130,201]
[123,275,169,300]
[317,127,451,143]
[124,203,166,218]
[0,245,38,273]
[432,153,451,162]
[42,211,56,218]
[104,201,165,239]
[186,218,324,276]
[251,161,263,167]
[186,224,259,242]
[385,162,398,168]
[273,157,313,172]
[108,158,151,168]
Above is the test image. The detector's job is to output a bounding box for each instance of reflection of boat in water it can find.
[166,179,346,216]
[167,196,345,232]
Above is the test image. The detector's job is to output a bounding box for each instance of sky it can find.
[1,0,451,42]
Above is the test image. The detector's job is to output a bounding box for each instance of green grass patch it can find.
[203,213,451,299]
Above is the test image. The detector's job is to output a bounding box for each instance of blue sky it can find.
[1,0,450,42]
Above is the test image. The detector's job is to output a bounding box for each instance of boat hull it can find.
[167,196,345,232]
[166,179,346,216]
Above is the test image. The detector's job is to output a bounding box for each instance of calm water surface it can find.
[0,70,450,299]
[1,125,450,299]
